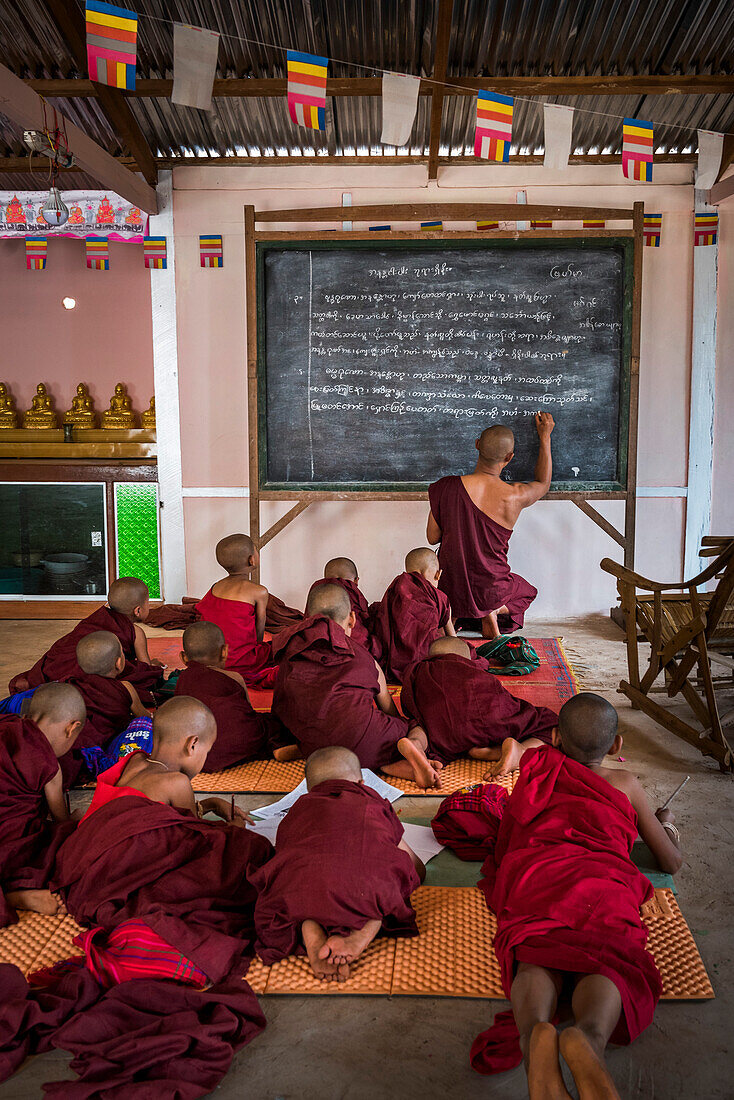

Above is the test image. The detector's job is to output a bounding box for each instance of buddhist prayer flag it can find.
[543,104,573,170]
[369,225,391,231]
[531,220,553,229]
[622,118,653,181]
[474,92,513,162]
[199,234,223,267]
[143,236,167,268]
[694,212,718,246]
[476,220,499,230]
[643,214,662,247]
[85,1,137,90]
[583,219,605,228]
[695,130,724,191]
[86,236,109,270]
[421,220,442,231]
[287,50,328,130]
[25,238,47,270]
[172,23,220,111]
[380,72,421,146]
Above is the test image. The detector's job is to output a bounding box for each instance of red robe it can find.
[253,779,419,962]
[174,662,266,771]
[471,746,662,1074]
[309,577,383,661]
[61,672,135,787]
[79,752,150,823]
[8,605,160,697]
[196,588,275,686]
[401,652,557,764]
[373,571,451,684]
[271,616,407,769]
[429,475,537,631]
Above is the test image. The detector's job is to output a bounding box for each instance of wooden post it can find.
[244,205,261,583]
[626,201,644,570]
[426,0,453,180]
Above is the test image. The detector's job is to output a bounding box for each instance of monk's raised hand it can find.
[535,411,555,436]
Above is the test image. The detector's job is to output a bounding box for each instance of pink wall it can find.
[0,236,154,418]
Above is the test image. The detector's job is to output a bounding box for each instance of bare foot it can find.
[6,889,59,916]
[481,611,501,639]
[301,919,347,982]
[482,737,525,779]
[323,920,382,966]
[398,738,443,789]
[468,746,502,762]
[528,1022,572,1100]
[273,744,302,762]
[559,1026,620,1099]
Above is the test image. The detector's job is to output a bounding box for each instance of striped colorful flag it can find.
[421,220,443,231]
[286,50,328,130]
[474,92,513,162]
[583,219,606,229]
[199,234,223,267]
[25,238,47,270]
[85,1,137,90]
[622,118,654,181]
[86,236,109,270]
[476,220,499,231]
[694,212,718,246]
[531,220,553,229]
[143,236,167,268]
[369,225,391,231]
[643,214,662,247]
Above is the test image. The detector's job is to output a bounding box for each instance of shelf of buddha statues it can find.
[0,429,156,460]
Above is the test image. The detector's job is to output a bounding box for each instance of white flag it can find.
[380,72,421,146]
[172,23,220,111]
[543,104,573,169]
[695,130,724,191]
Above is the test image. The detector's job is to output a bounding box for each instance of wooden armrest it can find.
[599,558,685,592]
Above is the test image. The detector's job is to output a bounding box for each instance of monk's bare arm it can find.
[216,667,249,694]
[43,769,70,822]
[426,509,442,545]
[254,586,269,642]
[399,837,426,883]
[623,774,682,875]
[512,412,555,509]
[133,623,162,667]
[121,681,151,718]
[142,771,199,816]
[375,663,400,716]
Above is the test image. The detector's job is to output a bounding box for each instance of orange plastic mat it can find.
[0,888,712,1002]
[191,760,268,792]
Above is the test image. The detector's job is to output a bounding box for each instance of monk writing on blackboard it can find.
[426,413,555,639]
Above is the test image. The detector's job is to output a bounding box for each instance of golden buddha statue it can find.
[101,382,136,429]
[64,382,97,429]
[23,383,58,429]
[141,395,156,429]
[0,382,18,429]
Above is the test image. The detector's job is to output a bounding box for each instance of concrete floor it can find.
[1,615,732,1099]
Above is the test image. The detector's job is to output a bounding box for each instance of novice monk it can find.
[0,683,85,926]
[272,585,442,789]
[308,556,382,660]
[471,692,681,1097]
[9,577,162,697]
[174,621,267,771]
[196,534,276,686]
[373,547,457,684]
[254,746,423,981]
[427,413,555,638]
[401,637,557,766]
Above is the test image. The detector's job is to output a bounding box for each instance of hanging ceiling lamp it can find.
[41,186,70,226]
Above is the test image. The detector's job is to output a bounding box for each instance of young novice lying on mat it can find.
[271,584,442,789]
[471,692,682,1098]
[373,547,457,683]
[400,637,557,766]
[174,621,267,771]
[253,746,424,982]
[0,683,85,925]
[308,556,382,660]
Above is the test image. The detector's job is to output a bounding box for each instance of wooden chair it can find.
[601,538,734,771]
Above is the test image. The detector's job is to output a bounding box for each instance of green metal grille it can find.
[115,483,161,599]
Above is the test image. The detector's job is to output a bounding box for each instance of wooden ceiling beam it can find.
[427,0,454,180]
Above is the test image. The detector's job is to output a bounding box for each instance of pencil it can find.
[231,794,235,820]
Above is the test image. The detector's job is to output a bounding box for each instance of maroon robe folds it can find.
[175,662,266,771]
[253,779,419,962]
[309,577,383,661]
[373,571,451,684]
[61,672,135,787]
[429,475,537,632]
[271,616,407,769]
[8,605,160,697]
[401,652,557,764]
[196,588,275,686]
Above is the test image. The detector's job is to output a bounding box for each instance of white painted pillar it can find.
[684,192,719,580]
[148,170,187,601]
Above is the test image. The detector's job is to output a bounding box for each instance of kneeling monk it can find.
[254,746,423,981]
[272,585,442,789]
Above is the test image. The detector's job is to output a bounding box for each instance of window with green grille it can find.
[115,483,161,599]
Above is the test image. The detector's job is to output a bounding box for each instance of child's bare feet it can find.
[528,1022,572,1100]
[397,737,443,789]
[468,746,502,762]
[6,888,59,916]
[559,1026,620,1099]
[483,737,524,779]
[323,919,382,966]
[481,610,502,639]
[273,744,302,762]
[301,919,350,982]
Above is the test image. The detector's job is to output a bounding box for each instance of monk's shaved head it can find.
[477,425,515,464]
[216,533,256,573]
[324,557,358,581]
[183,621,226,664]
[405,547,439,575]
[429,637,471,660]
[153,696,216,747]
[28,682,86,727]
[305,745,362,790]
[306,583,351,625]
[76,631,123,676]
[558,692,618,763]
[108,577,149,615]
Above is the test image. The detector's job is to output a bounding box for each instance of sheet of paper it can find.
[249,768,402,823]
[400,822,445,864]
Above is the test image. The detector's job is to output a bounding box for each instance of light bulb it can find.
[62,297,76,310]
[42,187,69,227]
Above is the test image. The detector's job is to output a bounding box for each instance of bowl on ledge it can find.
[41,553,89,575]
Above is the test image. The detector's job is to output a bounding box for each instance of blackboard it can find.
[257,238,633,492]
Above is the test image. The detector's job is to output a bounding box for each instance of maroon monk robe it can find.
[253,779,419,962]
[401,652,557,764]
[60,672,135,787]
[174,662,267,771]
[271,616,407,770]
[373,571,451,684]
[429,475,537,632]
[309,576,383,661]
[471,746,662,1074]
[8,605,160,697]
[196,588,276,687]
